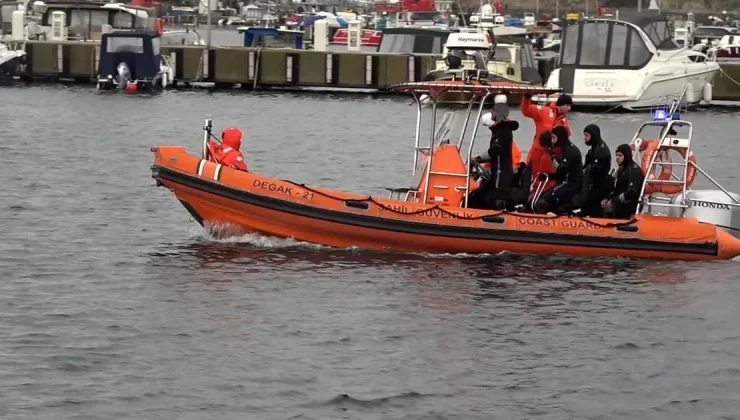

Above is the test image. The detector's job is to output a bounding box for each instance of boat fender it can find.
[685,85,696,103]
[641,140,697,195]
[703,82,713,103]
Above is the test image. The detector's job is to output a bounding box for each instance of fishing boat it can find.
[151,77,740,261]
[96,31,173,93]
[423,29,542,104]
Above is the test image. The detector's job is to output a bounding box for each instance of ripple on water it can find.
[1,86,740,419]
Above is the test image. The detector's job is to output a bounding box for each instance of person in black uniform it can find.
[539,125,583,214]
[470,102,520,210]
[579,124,612,217]
[602,144,645,219]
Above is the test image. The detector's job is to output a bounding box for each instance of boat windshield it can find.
[640,20,680,49]
[560,20,652,69]
[409,11,444,24]
[249,33,297,48]
[107,36,145,53]
[161,31,202,45]
[490,46,512,61]
[378,30,450,54]
[693,27,735,39]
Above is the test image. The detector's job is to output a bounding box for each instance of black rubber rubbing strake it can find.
[152,166,719,256]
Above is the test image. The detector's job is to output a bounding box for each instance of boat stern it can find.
[543,68,640,107]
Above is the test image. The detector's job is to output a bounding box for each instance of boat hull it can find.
[545,66,719,110]
[151,146,740,261]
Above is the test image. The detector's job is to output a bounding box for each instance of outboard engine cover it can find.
[115,62,132,89]
[670,190,740,238]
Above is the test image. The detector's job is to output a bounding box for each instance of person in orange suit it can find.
[521,93,572,169]
[208,127,248,171]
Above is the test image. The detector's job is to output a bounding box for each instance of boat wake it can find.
[189,223,518,261]
[191,223,331,250]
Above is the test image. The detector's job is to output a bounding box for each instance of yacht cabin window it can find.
[491,47,512,62]
[560,21,653,69]
[608,23,628,65]
[252,34,297,48]
[151,37,160,55]
[693,27,732,39]
[642,20,680,49]
[113,11,135,29]
[377,33,445,54]
[579,22,609,65]
[629,33,652,65]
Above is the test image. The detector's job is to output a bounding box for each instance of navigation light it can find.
[653,109,667,120]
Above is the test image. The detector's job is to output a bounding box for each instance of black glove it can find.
[473,156,483,164]
[538,172,548,181]
[548,146,556,155]
[624,189,639,202]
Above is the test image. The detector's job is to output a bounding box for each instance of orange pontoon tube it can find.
[151,80,740,261]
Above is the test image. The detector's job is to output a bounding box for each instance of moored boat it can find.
[423,28,543,105]
[544,14,719,110]
[96,31,173,93]
[151,79,740,261]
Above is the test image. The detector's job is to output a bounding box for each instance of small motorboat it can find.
[151,76,740,261]
[96,32,173,93]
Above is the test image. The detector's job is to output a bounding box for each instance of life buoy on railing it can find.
[640,139,697,195]
[156,18,165,35]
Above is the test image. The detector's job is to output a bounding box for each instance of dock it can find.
[17,40,740,101]
[21,40,438,90]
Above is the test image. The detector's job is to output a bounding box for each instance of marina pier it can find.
[22,40,438,90]
[18,39,740,101]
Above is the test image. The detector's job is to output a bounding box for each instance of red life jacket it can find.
[207,140,248,171]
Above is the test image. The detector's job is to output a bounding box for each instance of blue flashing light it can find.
[671,112,681,120]
[653,109,667,121]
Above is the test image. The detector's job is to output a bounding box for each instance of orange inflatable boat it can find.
[151,80,740,261]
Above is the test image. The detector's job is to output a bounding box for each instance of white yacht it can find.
[543,15,719,110]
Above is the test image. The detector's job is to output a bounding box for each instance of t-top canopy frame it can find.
[391,81,562,206]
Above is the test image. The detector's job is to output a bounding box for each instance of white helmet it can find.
[481,112,494,126]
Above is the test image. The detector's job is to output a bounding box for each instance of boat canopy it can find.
[560,19,658,70]
[99,31,161,80]
[377,27,453,54]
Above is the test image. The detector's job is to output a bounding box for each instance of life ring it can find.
[640,139,697,195]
